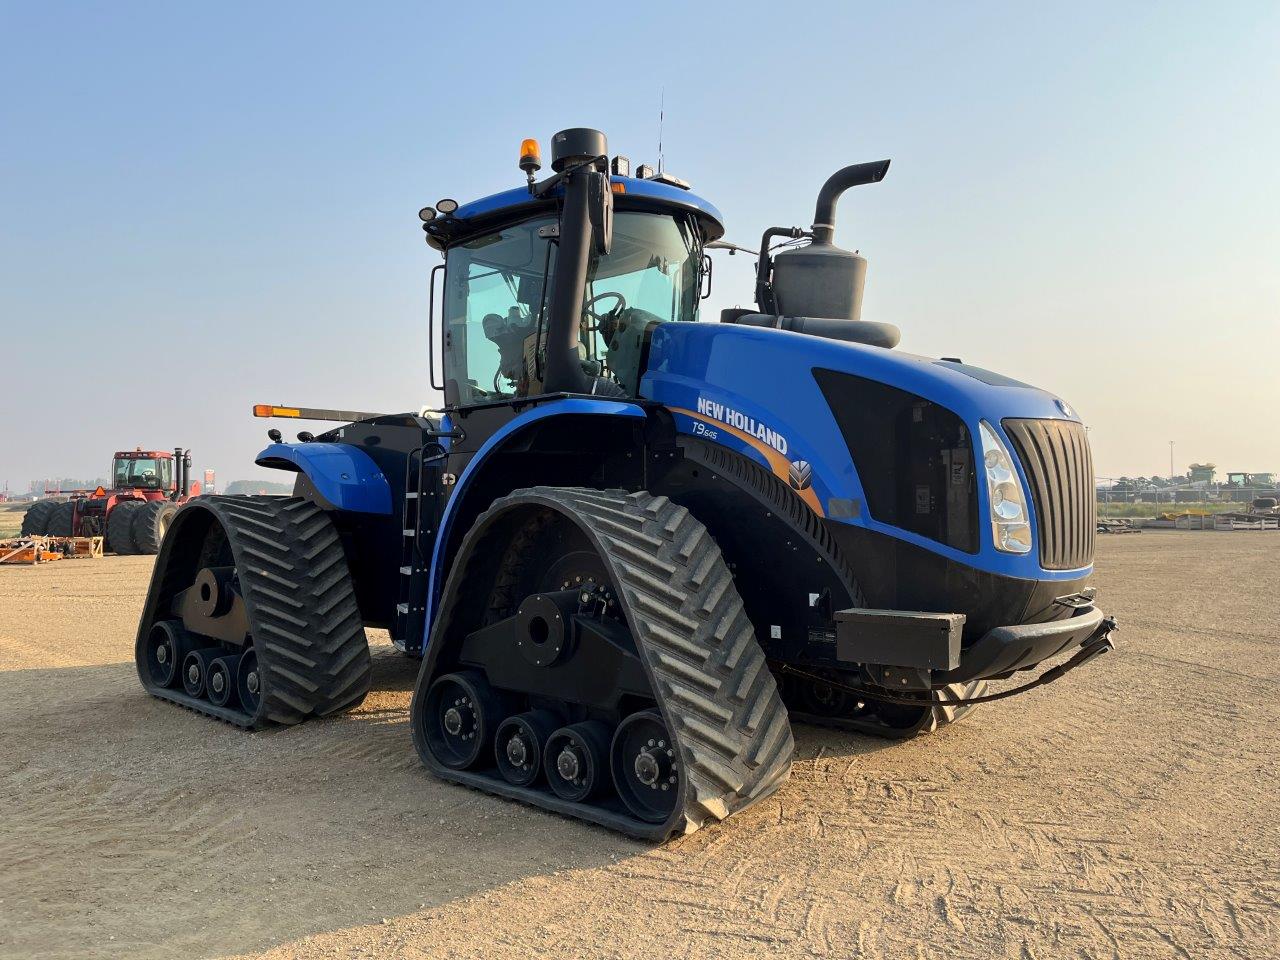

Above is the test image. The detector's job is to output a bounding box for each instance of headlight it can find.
[978,421,1032,554]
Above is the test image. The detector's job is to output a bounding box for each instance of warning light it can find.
[253,404,301,419]
[519,138,541,175]
[93,486,106,497]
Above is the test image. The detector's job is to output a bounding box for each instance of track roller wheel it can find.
[544,721,611,803]
[207,654,241,708]
[20,500,57,536]
[107,501,145,554]
[143,620,192,688]
[134,495,370,728]
[236,649,263,717]
[611,711,680,823]
[182,647,222,698]
[495,710,558,786]
[419,672,505,770]
[46,501,76,537]
[131,500,179,554]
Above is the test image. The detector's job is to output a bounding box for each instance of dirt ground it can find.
[1,533,1276,960]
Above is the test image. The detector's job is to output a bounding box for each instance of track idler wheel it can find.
[421,672,504,770]
[610,711,680,823]
[182,647,223,698]
[494,710,558,787]
[207,654,241,708]
[236,649,263,716]
[143,620,192,689]
[544,721,611,803]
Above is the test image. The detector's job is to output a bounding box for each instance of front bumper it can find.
[833,603,1115,689]
[941,604,1110,684]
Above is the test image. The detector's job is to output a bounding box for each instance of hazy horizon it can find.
[3,2,1277,489]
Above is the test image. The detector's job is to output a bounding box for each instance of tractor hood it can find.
[641,321,1090,582]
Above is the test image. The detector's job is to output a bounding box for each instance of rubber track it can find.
[789,677,989,740]
[416,487,795,840]
[135,496,371,728]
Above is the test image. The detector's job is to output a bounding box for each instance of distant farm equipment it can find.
[21,448,200,555]
[0,535,103,565]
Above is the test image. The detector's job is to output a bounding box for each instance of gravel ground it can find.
[0,532,1276,959]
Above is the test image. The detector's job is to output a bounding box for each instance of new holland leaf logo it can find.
[788,460,813,491]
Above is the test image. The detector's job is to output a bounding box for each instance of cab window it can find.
[441,212,701,406]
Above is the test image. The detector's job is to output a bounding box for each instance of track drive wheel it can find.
[20,500,57,536]
[132,500,179,554]
[134,496,371,728]
[412,487,794,840]
[108,501,145,554]
[46,501,76,537]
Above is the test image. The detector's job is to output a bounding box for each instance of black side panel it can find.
[814,368,978,554]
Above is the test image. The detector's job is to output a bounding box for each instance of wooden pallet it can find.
[0,535,104,564]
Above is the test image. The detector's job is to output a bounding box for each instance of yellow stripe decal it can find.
[669,407,825,517]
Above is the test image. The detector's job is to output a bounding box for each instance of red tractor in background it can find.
[21,448,201,555]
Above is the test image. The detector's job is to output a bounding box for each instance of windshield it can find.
[113,457,171,490]
[441,211,701,405]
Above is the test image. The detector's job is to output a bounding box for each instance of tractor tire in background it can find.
[46,501,76,537]
[107,501,146,554]
[131,500,179,554]
[413,487,794,840]
[20,500,58,536]
[134,495,372,727]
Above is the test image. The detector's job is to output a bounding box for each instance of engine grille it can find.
[1002,418,1096,570]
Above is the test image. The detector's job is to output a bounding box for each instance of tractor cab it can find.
[421,130,725,410]
[439,207,706,405]
[112,450,175,493]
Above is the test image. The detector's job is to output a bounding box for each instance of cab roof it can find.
[425,175,725,249]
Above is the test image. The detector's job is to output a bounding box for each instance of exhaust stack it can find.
[735,158,899,348]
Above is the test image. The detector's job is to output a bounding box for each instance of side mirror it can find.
[587,171,613,256]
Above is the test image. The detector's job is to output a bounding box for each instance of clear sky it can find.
[2,1,1277,489]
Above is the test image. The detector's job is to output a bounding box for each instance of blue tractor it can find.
[135,128,1115,839]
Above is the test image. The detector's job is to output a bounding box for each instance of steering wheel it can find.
[582,292,627,331]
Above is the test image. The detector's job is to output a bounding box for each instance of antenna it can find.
[657,87,665,175]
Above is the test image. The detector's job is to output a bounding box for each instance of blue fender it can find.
[255,442,393,515]
[423,398,647,647]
